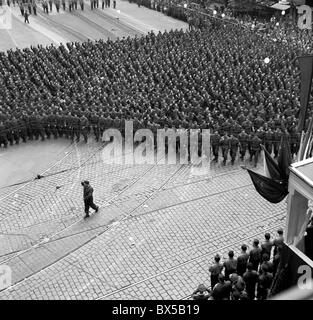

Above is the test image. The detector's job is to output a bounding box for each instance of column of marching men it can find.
[0,26,310,164]
[0,110,302,167]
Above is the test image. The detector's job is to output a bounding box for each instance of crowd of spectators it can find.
[192,228,284,300]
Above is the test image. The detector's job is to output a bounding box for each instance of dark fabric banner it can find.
[298,55,313,133]
[261,144,282,180]
[277,134,292,180]
[246,169,288,204]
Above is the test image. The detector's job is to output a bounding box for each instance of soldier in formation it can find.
[0,28,304,166]
[32,0,37,15]
[42,0,49,13]
[55,0,60,12]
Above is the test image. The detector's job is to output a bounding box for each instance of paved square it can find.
[0,137,286,299]
[0,1,287,300]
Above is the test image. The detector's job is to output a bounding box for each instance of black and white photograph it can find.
[0,0,313,304]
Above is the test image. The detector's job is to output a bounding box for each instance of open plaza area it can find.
[0,0,312,302]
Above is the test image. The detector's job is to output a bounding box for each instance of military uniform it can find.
[113,116,122,134]
[24,113,32,140]
[11,117,20,144]
[105,115,113,129]
[267,118,275,131]
[250,135,262,167]
[4,119,14,145]
[72,114,81,141]
[253,116,264,130]
[238,130,249,160]
[19,3,25,16]
[18,116,28,143]
[274,117,282,131]
[99,113,106,139]
[221,120,231,136]
[80,115,89,143]
[32,1,37,15]
[58,112,67,138]
[229,135,239,165]
[42,113,51,139]
[90,113,100,141]
[256,128,265,144]
[231,122,242,138]
[220,134,230,165]
[65,113,74,140]
[210,131,221,162]
[289,129,300,157]
[34,114,45,141]
[55,0,60,12]
[242,119,253,134]
[0,122,8,148]
[273,129,282,158]
[49,112,58,139]
[264,129,274,154]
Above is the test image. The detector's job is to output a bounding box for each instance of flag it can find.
[277,134,292,180]
[261,145,281,180]
[243,137,291,204]
[246,169,288,204]
[297,55,313,133]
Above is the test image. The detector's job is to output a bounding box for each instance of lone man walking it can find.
[81,180,99,218]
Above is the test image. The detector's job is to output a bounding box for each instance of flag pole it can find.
[300,115,313,160]
[298,131,305,162]
[304,131,312,159]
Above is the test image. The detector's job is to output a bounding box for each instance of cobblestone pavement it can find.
[0,133,287,299]
[0,2,286,300]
